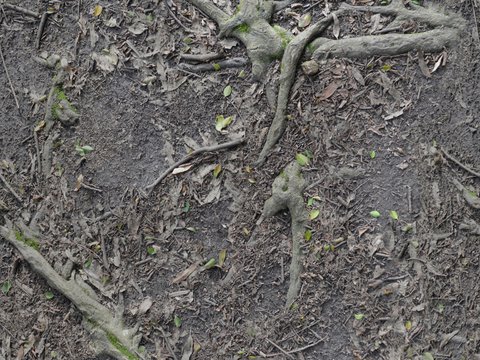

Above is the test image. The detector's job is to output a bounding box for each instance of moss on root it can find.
[14,229,40,250]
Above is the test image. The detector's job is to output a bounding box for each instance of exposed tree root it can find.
[460,218,480,235]
[183,0,465,165]
[261,161,307,307]
[0,220,143,360]
[178,57,248,73]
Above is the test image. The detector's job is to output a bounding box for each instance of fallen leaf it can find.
[213,164,222,178]
[383,109,403,121]
[223,85,232,97]
[317,82,338,101]
[332,12,340,39]
[309,209,320,220]
[370,210,381,218]
[172,262,199,284]
[218,249,227,267]
[138,297,153,315]
[298,13,312,28]
[215,115,233,131]
[172,163,193,175]
[389,210,398,221]
[93,4,102,17]
[417,50,431,78]
[128,22,147,35]
[295,153,309,166]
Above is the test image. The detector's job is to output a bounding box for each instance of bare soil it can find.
[1,1,480,359]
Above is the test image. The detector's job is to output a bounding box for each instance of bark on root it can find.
[184,0,465,166]
[261,161,307,308]
[0,220,143,360]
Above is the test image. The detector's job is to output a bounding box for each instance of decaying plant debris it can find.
[1,0,480,359]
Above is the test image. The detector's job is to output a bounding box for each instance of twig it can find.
[266,339,295,360]
[178,57,248,73]
[263,338,323,358]
[180,52,224,63]
[0,170,23,203]
[0,44,20,109]
[146,138,244,191]
[441,148,480,178]
[155,326,179,360]
[2,3,40,18]
[165,0,193,33]
[35,11,48,49]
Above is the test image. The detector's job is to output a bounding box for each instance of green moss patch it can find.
[106,332,139,360]
[14,230,40,250]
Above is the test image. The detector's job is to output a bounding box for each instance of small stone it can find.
[301,60,319,75]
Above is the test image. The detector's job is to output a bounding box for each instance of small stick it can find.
[3,3,40,18]
[35,11,48,49]
[406,185,412,213]
[180,52,224,63]
[146,138,244,191]
[0,44,20,109]
[441,148,480,178]
[266,339,295,360]
[0,170,23,203]
[178,57,248,73]
[263,338,323,358]
[165,0,193,33]
[155,327,179,360]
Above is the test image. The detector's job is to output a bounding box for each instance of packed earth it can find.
[1,0,480,359]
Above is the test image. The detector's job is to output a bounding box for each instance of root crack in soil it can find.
[0,220,143,360]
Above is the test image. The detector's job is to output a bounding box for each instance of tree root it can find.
[261,161,307,308]
[0,220,143,360]
[460,218,480,235]
[183,0,465,165]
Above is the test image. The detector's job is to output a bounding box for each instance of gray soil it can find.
[1,0,480,359]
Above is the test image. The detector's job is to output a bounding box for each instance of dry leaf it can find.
[332,13,340,39]
[138,297,153,315]
[317,82,338,101]
[172,262,199,284]
[172,163,193,175]
[75,174,84,191]
[417,50,431,78]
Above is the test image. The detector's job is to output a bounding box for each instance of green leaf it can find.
[223,85,232,97]
[295,153,309,166]
[215,115,233,131]
[81,145,94,153]
[238,70,246,78]
[213,63,221,71]
[405,320,412,331]
[389,210,399,220]
[354,313,365,320]
[147,246,157,255]
[84,258,92,269]
[381,64,392,72]
[183,37,193,45]
[307,197,314,207]
[204,258,216,269]
[218,249,227,267]
[45,291,54,300]
[183,201,190,213]
[304,230,312,241]
[1,280,12,295]
[370,210,381,218]
[174,315,182,328]
[309,209,320,220]
[213,164,222,178]
[369,150,376,159]
[422,352,434,360]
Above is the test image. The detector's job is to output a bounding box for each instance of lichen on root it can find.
[261,161,307,308]
[0,220,143,360]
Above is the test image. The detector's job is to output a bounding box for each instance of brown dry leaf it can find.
[317,82,338,101]
[138,297,153,315]
[181,334,194,360]
[74,174,84,191]
[332,13,340,39]
[417,50,431,78]
[172,262,199,284]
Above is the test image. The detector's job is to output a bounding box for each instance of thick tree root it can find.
[184,0,465,165]
[261,161,307,307]
[255,11,343,165]
[0,220,143,360]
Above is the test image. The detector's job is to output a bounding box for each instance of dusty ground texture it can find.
[1,0,480,359]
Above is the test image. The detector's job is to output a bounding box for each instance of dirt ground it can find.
[1,0,480,359]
